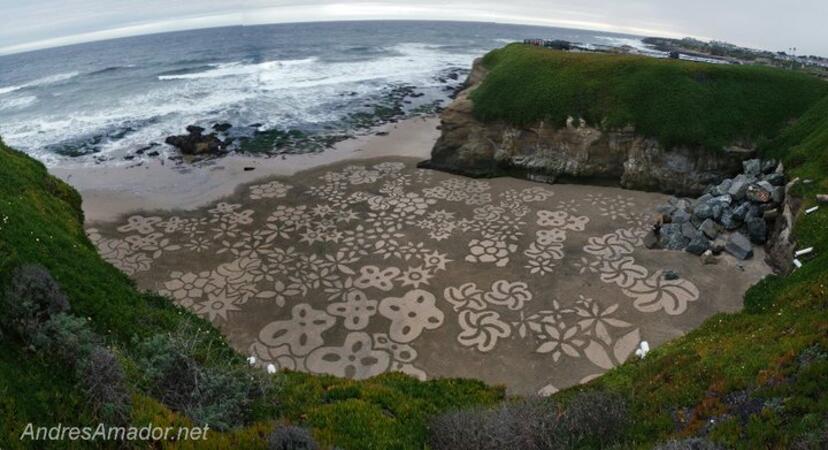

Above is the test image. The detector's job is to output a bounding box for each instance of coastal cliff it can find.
[422,45,828,196]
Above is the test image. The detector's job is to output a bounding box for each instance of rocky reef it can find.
[421,59,755,196]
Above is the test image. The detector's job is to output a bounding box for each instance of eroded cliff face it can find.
[422,59,755,196]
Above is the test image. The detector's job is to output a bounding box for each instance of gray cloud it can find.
[0,0,825,55]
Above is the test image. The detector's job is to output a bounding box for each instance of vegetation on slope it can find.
[562,93,828,448]
[471,44,828,150]
[0,139,503,449]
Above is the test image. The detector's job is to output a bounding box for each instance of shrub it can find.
[653,438,724,450]
[133,323,269,431]
[1,264,70,343]
[429,391,628,450]
[30,313,98,364]
[268,425,319,450]
[553,390,628,448]
[80,346,132,425]
[429,398,551,450]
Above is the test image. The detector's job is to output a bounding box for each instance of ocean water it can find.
[0,21,643,167]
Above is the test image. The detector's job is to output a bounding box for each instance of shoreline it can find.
[53,116,441,224]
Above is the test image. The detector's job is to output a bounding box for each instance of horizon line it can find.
[0,15,702,58]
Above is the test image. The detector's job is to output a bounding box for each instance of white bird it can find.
[266,364,277,374]
[247,356,257,366]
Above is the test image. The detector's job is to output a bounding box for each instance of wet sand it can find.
[53,116,440,223]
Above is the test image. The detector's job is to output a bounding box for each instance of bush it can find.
[654,438,724,450]
[133,323,269,431]
[80,346,132,425]
[1,264,70,343]
[429,398,550,450]
[554,390,628,448]
[429,391,628,450]
[30,313,98,364]
[268,425,319,450]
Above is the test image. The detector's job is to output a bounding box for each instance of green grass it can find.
[471,44,828,150]
[0,139,503,449]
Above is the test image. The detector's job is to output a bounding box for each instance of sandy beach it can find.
[82,123,771,394]
[53,116,441,223]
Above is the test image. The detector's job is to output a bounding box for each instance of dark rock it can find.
[693,193,713,209]
[681,222,699,240]
[693,203,714,220]
[725,232,754,260]
[675,198,692,211]
[743,159,762,177]
[123,155,135,160]
[212,123,233,132]
[714,179,732,196]
[147,151,160,157]
[672,209,691,224]
[712,204,723,220]
[664,270,680,281]
[662,225,690,250]
[243,167,255,172]
[732,203,751,221]
[745,216,767,244]
[761,159,778,174]
[757,180,774,192]
[762,172,785,186]
[700,219,721,239]
[771,187,784,204]
[165,126,227,156]
[656,204,677,216]
[686,235,711,256]
[710,195,733,209]
[728,176,749,200]
[376,131,390,136]
[643,230,660,249]
[720,209,742,231]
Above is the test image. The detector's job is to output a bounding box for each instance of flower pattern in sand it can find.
[89,158,758,395]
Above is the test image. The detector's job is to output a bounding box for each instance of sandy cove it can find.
[70,116,771,395]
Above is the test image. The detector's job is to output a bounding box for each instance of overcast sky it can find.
[1,0,826,56]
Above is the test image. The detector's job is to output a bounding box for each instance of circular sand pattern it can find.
[87,158,768,394]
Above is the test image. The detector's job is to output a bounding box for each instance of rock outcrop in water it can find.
[420,59,756,196]
[164,125,227,156]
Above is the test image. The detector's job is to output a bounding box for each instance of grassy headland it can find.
[471,44,828,150]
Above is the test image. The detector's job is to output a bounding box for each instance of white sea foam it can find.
[0,71,79,96]
[0,95,37,111]
[0,43,482,168]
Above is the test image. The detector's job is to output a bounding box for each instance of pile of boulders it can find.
[644,159,785,261]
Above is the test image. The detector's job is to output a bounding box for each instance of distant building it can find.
[523,39,572,51]
[524,39,545,47]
